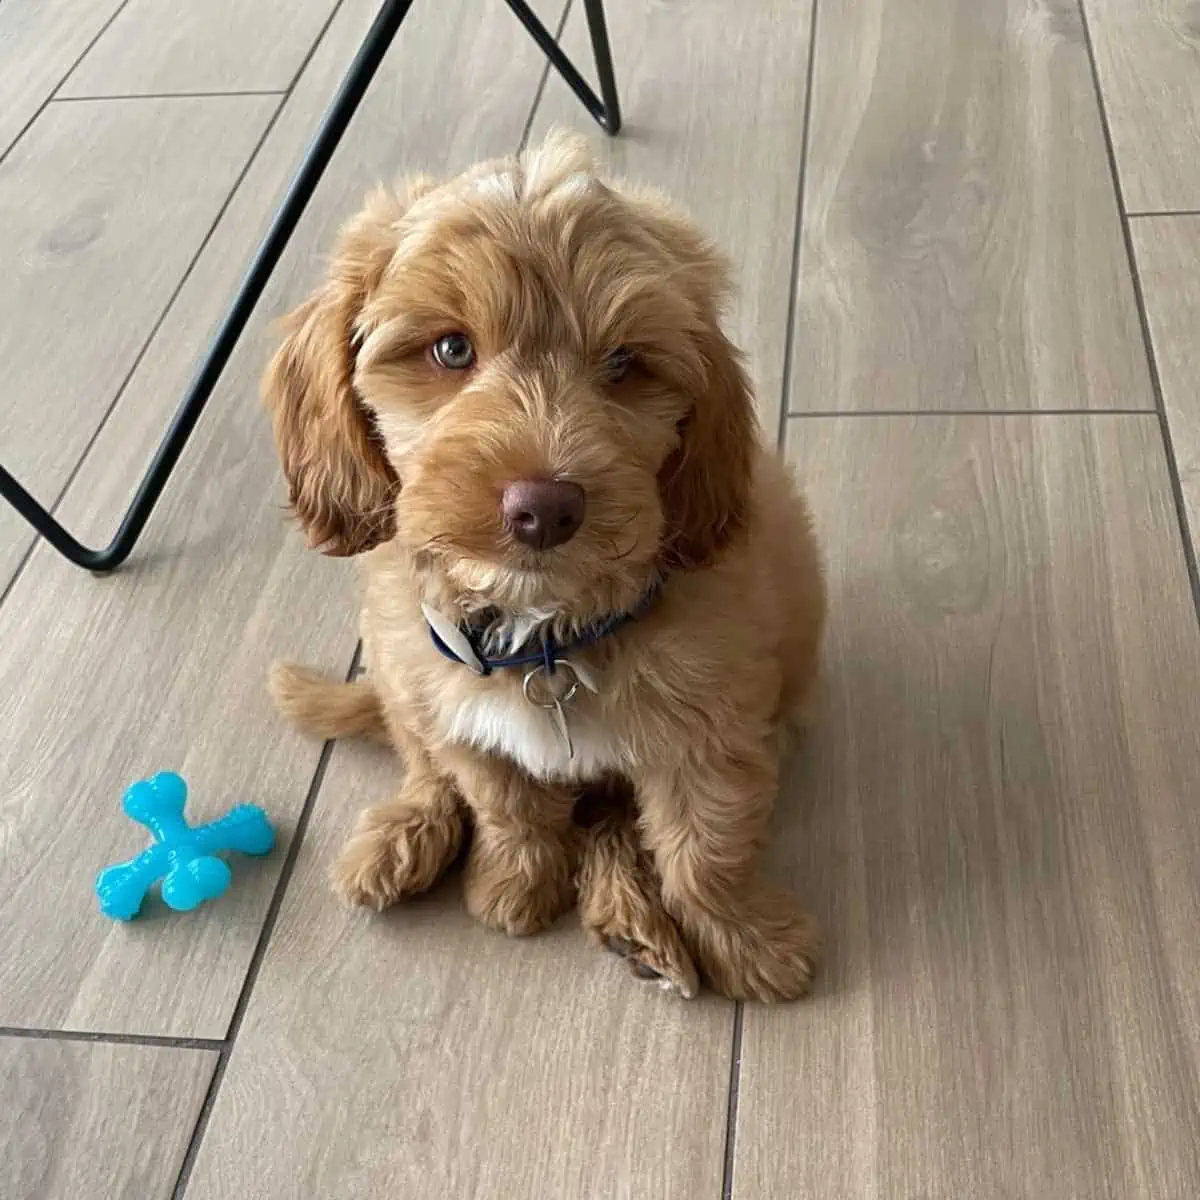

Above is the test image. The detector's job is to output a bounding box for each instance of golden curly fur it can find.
[264,131,826,1001]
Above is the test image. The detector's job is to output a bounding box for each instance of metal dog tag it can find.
[549,699,574,760]
[523,660,588,761]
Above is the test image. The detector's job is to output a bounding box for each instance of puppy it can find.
[264,131,826,1002]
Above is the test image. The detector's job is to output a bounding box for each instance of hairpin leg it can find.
[503,0,622,134]
[0,0,621,574]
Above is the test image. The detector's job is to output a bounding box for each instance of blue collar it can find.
[428,582,662,677]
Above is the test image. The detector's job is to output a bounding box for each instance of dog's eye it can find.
[430,332,475,371]
[603,346,636,383]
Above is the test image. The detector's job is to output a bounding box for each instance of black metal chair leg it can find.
[504,0,622,134]
[582,0,622,133]
[0,0,621,575]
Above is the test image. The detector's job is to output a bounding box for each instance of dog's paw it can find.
[603,933,699,1000]
[691,899,820,1003]
[331,801,462,911]
[463,833,574,936]
[574,807,699,998]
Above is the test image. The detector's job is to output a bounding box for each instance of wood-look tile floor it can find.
[3,1,1200,1196]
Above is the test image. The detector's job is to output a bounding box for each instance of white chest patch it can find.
[441,686,625,782]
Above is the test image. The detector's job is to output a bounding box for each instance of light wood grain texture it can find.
[184,741,732,1200]
[1084,1,1200,213]
[529,0,813,436]
[736,415,1200,1198]
[61,0,338,97]
[0,93,278,587]
[0,0,565,1036]
[1,1038,216,1200]
[1130,215,1200,550]
[788,0,1151,413]
[0,0,125,156]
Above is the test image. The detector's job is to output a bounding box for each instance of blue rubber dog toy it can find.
[96,772,275,920]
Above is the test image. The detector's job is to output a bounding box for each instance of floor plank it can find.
[1,1038,215,1200]
[735,414,1200,1198]
[0,0,126,158]
[0,94,278,587]
[183,741,732,1200]
[1084,1,1200,214]
[1129,215,1200,553]
[0,0,565,1037]
[60,0,339,98]
[528,0,813,436]
[787,0,1151,413]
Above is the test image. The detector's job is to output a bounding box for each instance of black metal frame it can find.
[0,0,621,573]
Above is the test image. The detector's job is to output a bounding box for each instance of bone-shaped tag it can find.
[422,604,484,674]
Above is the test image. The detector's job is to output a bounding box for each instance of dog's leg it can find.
[633,747,819,1003]
[439,747,576,937]
[577,806,699,999]
[331,734,463,910]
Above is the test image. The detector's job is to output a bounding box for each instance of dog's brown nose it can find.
[502,479,586,550]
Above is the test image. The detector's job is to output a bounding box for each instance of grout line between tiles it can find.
[0,0,135,167]
[1076,1,1200,624]
[279,0,352,97]
[0,538,39,613]
[0,1026,223,1052]
[53,90,290,103]
[775,0,820,451]
[784,407,1156,419]
[719,1003,746,1200]
[735,0,818,1195]
[1076,4,1200,1119]
[738,3,818,1194]
[1128,209,1200,221]
[169,642,361,1199]
[517,0,574,151]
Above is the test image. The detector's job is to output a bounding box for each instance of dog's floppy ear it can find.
[623,192,758,570]
[263,185,418,556]
[658,322,757,569]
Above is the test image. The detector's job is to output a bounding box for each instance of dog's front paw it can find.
[602,932,699,1000]
[690,895,820,1003]
[578,847,699,998]
[463,831,574,936]
[331,800,462,911]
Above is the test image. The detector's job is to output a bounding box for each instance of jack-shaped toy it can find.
[96,772,275,920]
